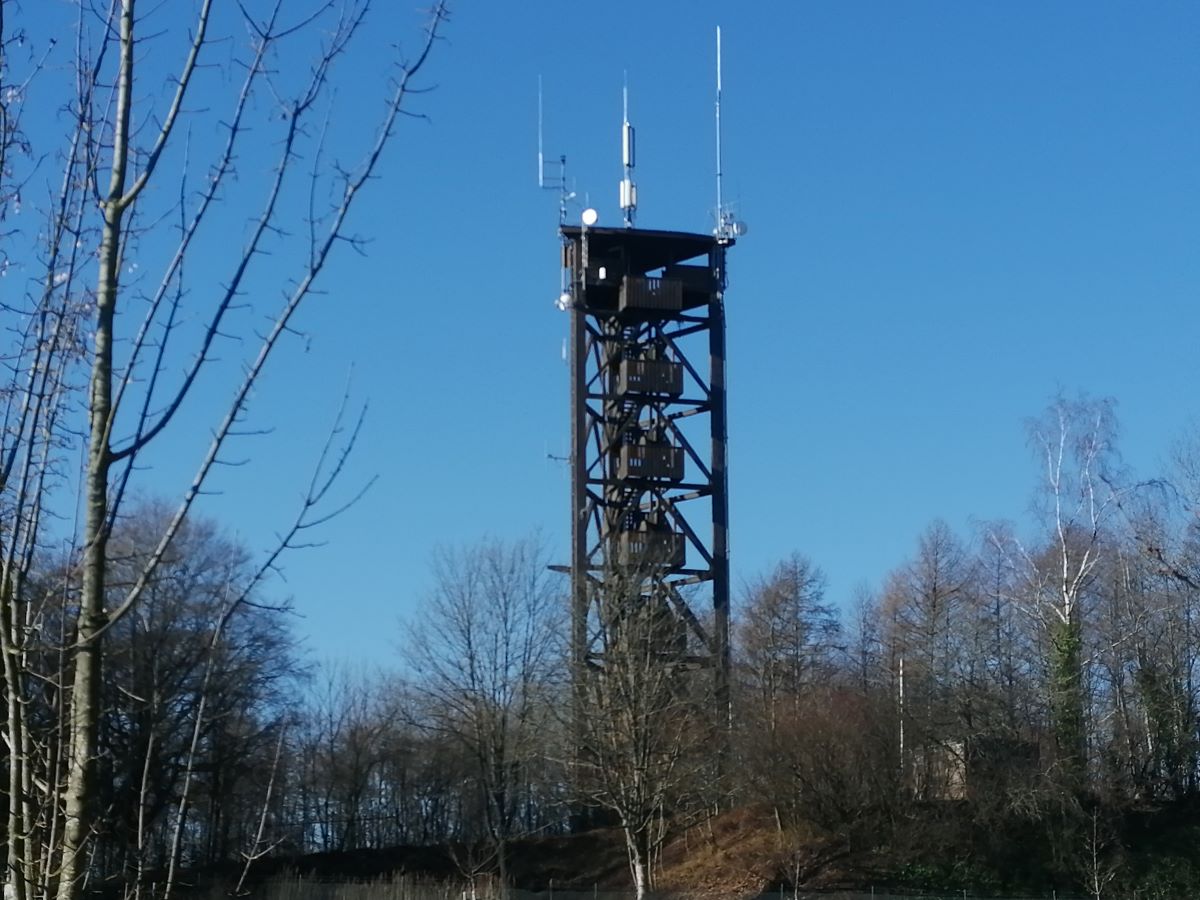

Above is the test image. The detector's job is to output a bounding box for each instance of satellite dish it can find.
[734,221,749,236]
[556,291,571,311]
[581,207,599,226]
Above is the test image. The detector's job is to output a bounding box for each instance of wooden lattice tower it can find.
[562,223,734,745]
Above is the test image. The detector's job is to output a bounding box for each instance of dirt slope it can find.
[259,808,861,895]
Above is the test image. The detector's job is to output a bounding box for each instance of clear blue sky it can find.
[238,0,1200,664]
[18,2,1198,664]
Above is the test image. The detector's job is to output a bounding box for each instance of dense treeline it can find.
[726,396,1200,894]
[8,394,1200,897]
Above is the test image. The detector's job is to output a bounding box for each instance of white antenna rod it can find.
[716,26,723,227]
[538,75,545,188]
[713,27,746,241]
[538,76,572,226]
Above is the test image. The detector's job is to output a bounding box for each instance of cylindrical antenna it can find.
[620,74,637,228]
[538,75,545,188]
[623,77,634,169]
[558,154,568,227]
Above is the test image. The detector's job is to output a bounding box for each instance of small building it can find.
[911,735,1040,801]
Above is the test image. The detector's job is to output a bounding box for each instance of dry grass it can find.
[228,875,462,900]
[655,807,789,896]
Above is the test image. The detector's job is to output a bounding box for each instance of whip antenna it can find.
[714,27,747,241]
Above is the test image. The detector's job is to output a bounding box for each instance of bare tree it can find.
[96,503,301,882]
[879,520,977,796]
[291,663,392,853]
[573,561,709,900]
[406,536,564,892]
[740,554,840,719]
[0,2,448,899]
[736,553,840,826]
[999,394,1124,787]
[1033,397,1122,787]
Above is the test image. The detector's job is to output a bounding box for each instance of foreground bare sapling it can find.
[0,3,447,899]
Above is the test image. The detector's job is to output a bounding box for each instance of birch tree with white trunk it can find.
[1018,394,1123,786]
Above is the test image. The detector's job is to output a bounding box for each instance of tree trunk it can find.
[630,852,649,900]
[1050,616,1085,789]
[57,0,132,883]
[2,586,30,900]
[625,827,652,900]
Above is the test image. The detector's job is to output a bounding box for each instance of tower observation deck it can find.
[562,222,733,742]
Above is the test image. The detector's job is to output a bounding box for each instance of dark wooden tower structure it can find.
[561,222,734,737]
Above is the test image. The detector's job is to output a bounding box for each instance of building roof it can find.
[559,225,722,272]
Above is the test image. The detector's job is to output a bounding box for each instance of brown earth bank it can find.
[187,801,1200,898]
[217,808,816,896]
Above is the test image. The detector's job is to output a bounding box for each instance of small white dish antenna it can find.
[581,207,599,226]
[556,291,572,311]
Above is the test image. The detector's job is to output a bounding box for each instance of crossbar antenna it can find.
[538,75,573,226]
[539,76,577,312]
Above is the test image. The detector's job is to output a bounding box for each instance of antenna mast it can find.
[539,75,572,226]
[716,26,724,231]
[539,76,576,311]
[713,28,746,242]
[619,75,637,228]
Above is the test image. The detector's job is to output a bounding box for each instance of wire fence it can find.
[250,878,461,900]
[501,897,1075,900]
[230,879,1091,900]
